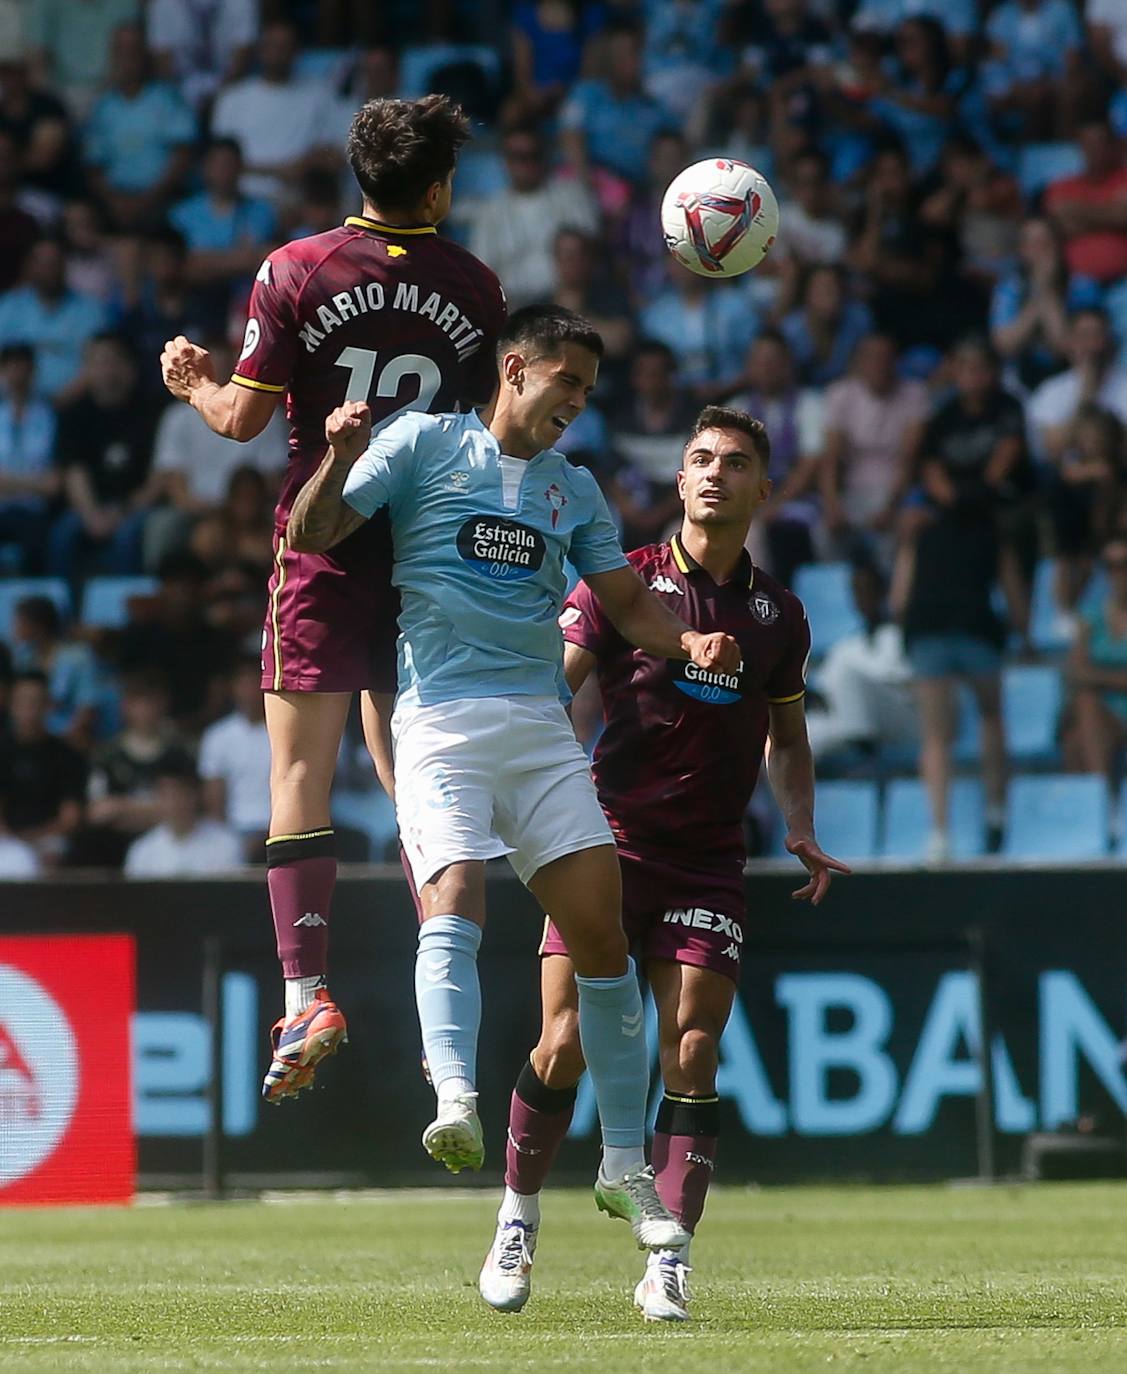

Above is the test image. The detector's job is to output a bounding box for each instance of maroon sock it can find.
[652,1094,720,1233]
[504,1059,577,1195]
[265,830,336,979]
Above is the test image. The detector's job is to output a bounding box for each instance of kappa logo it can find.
[650,576,683,595]
[292,912,326,928]
[722,941,741,962]
[751,592,779,625]
[507,1128,541,1156]
[684,1151,716,1169]
[663,907,745,944]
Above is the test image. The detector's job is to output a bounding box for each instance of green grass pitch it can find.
[3,1182,1127,1372]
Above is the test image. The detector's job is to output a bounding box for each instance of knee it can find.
[535,1011,585,1089]
[568,923,629,979]
[661,1026,720,1095]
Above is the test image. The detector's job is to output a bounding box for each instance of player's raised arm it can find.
[584,564,740,673]
[160,335,278,442]
[286,403,373,552]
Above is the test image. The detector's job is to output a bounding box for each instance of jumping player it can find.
[477,406,849,1321]
[287,305,741,1253]
[159,96,506,1103]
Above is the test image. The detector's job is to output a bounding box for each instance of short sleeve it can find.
[560,576,616,658]
[766,599,811,703]
[230,250,303,394]
[342,412,427,518]
[567,478,629,577]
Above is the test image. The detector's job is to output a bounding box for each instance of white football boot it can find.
[421,1092,484,1174]
[634,1249,692,1322]
[479,1219,538,1313]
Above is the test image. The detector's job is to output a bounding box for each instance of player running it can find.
[477,406,850,1321]
[159,96,506,1103]
[287,304,740,1253]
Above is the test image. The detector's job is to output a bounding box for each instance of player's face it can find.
[678,428,770,528]
[508,343,599,452]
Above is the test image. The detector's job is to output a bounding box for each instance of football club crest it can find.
[545,483,567,529]
[751,592,779,625]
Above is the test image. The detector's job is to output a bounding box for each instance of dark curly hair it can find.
[347,95,471,214]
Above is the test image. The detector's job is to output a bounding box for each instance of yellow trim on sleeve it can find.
[669,535,690,574]
[767,690,806,705]
[266,828,336,845]
[345,215,437,236]
[231,373,285,394]
[270,535,288,691]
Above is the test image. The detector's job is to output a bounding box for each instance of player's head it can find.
[153,750,204,835]
[347,95,471,226]
[678,406,771,533]
[495,304,603,453]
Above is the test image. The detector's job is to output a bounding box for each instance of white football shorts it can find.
[391,694,614,889]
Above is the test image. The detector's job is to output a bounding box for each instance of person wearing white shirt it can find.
[125,752,244,877]
[1029,307,1127,462]
[0,824,40,878]
[210,18,337,206]
[147,0,258,111]
[198,655,271,857]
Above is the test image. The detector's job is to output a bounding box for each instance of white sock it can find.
[655,1239,692,1265]
[284,974,325,1018]
[601,1144,646,1181]
[437,1077,476,1106]
[499,1185,540,1228]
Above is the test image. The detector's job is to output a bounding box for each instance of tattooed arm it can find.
[286,402,371,552]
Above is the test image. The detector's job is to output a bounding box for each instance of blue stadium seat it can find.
[1029,559,1106,654]
[331,786,399,862]
[0,578,71,642]
[774,780,878,861]
[880,778,985,861]
[793,563,862,658]
[1003,665,1062,764]
[1003,774,1110,861]
[80,576,159,630]
[1017,142,1084,200]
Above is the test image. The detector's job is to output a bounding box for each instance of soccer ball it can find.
[660,159,779,278]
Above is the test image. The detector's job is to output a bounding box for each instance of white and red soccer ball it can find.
[660,158,779,279]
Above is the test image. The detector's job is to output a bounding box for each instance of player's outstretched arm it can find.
[287,403,373,553]
[767,699,851,905]
[584,565,741,673]
[160,335,278,442]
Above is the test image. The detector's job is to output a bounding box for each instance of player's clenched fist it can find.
[160,335,215,403]
[683,631,741,674]
[325,401,372,463]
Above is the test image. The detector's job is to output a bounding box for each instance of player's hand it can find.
[684,630,741,675]
[786,834,852,906]
[325,402,372,463]
[161,335,215,403]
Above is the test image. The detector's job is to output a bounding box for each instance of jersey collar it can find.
[669,532,754,589]
[344,215,438,236]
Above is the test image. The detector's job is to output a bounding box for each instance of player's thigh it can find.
[531,952,585,1089]
[419,860,487,928]
[263,690,352,785]
[526,843,627,978]
[647,958,737,1096]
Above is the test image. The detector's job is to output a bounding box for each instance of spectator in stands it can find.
[642,0,732,121]
[84,22,196,232]
[738,0,834,129]
[10,594,101,748]
[210,17,339,207]
[781,264,874,388]
[290,167,344,240]
[985,0,1084,141]
[1045,117,1127,286]
[114,227,214,390]
[805,560,918,760]
[124,749,243,877]
[468,125,598,311]
[147,0,258,111]
[918,137,1023,290]
[26,0,140,117]
[0,131,41,294]
[852,0,978,60]
[729,330,823,585]
[0,669,86,863]
[61,198,116,303]
[640,257,759,397]
[820,333,929,559]
[0,56,80,199]
[1064,536,1127,787]
[1049,405,1127,611]
[198,653,270,860]
[990,216,1074,392]
[48,331,160,581]
[115,551,237,730]
[551,227,633,393]
[615,130,686,308]
[867,19,961,177]
[559,18,675,187]
[776,148,847,268]
[188,467,275,641]
[509,0,606,123]
[0,236,107,400]
[73,666,181,866]
[691,81,775,180]
[0,342,57,570]
[1088,0,1127,88]
[0,792,40,876]
[169,138,278,288]
[1030,308,1127,463]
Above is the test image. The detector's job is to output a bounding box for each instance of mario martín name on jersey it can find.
[296,279,485,362]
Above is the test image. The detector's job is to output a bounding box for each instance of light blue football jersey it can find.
[342,409,628,705]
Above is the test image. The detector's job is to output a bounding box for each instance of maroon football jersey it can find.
[232,214,507,522]
[561,534,810,871]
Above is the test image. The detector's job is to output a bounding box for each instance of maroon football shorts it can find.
[260,515,400,695]
[540,847,746,983]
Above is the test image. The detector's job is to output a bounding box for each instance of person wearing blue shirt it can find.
[0,343,58,569]
[169,137,278,273]
[84,23,195,230]
[286,304,737,1248]
[560,21,676,184]
[0,238,107,400]
[853,0,978,54]
[639,260,760,394]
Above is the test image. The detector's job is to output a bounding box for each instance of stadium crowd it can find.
[0,0,1124,871]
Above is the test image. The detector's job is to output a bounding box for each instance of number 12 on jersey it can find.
[335,347,442,422]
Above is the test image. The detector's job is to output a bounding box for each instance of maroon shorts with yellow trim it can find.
[540,848,746,983]
[261,513,400,695]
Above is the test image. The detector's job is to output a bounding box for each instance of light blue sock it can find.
[415,915,482,1103]
[575,956,647,1169]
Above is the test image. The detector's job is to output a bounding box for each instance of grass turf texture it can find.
[3,1183,1127,1372]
